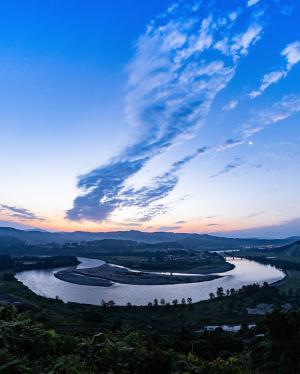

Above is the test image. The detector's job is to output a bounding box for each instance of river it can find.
[15,257,285,306]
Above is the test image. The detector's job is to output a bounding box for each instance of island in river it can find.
[54,252,235,286]
[99,250,235,274]
[54,262,222,286]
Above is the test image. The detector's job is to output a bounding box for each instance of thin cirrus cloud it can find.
[126,138,247,219]
[119,147,209,211]
[67,0,266,223]
[241,94,300,138]
[248,0,260,7]
[222,100,238,111]
[249,40,300,98]
[159,225,182,231]
[0,204,43,221]
[210,157,244,178]
[246,210,265,218]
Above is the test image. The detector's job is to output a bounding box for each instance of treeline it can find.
[0,254,79,273]
[1,304,300,373]
[100,283,282,311]
[0,235,188,257]
[245,255,300,272]
[106,251,225,271]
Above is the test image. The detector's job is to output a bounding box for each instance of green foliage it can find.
[0,295,300,372]
[0,307,246,373]
[248,310,300,373]
[0,254,79,272]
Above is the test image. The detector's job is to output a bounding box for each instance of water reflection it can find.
[15,257,284,306]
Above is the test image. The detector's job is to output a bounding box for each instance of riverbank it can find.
[100,253,234,274]
[271,272,289,287]
[102,261,235,274]
[16,257,285,306]
[54,270,113,286]
[275,269,300,293]
[173,261,235,274]
[55,263,222,286]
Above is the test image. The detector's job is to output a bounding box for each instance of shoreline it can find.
[54,270,113,287]
[271,271,289,287]
[122,262,235,274]
[54,263,222,286]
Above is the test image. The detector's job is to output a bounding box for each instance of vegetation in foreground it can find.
[1,304,300,373]
[1,240,300,372]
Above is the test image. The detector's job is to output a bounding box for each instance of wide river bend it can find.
[15,257,285,306]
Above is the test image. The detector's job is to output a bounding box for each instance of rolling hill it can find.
[0,227,296,250]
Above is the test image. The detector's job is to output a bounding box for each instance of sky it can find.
[0,0,300,238]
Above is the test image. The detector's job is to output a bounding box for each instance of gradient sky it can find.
[0,0,300,238]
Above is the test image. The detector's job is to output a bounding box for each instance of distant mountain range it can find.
[0,227,299,249]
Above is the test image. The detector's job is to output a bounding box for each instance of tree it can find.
[153,298,159,307]
[216,287,225,298]
[187,297,192,304]
[209,292,215,300]
[111,318,122,332]
[107,300,115,307]
[160,298,166,306]
[172,299,178,306]
[3,272,15,281]
[181,298,186,305]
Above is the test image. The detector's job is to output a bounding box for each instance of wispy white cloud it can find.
[216,138,245,152]
[0,204,44,221]
[249,70,287,98]
[223,100,238,111]
[250,40,300,98]
[211,157,244,178]
[214,21,264,58]
[228,11,238,22]
[241,94,300,138]
[246,210,264,218]
[248,0,260,7]
[282,41,300,69]
[159,225,181,231]
[231,24,263,58]
[67,1,267,223]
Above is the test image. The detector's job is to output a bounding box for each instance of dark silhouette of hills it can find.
[0,227,297,249]
[272,239,300,257]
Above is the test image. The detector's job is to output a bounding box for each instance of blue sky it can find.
[0,0,300,238]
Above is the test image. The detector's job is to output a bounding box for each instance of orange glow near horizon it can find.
[0,213,273,235]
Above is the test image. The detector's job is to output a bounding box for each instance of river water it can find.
[15,257,285,306]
